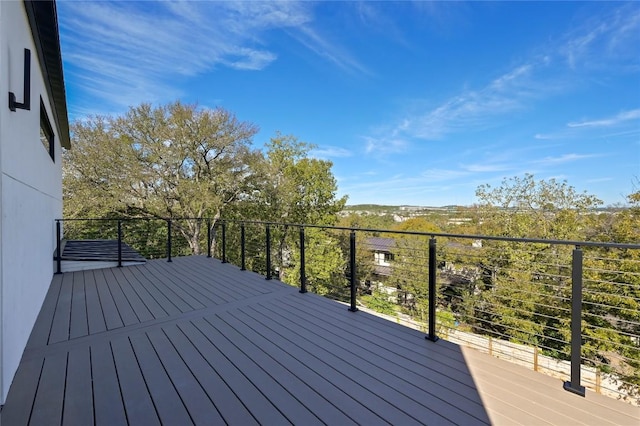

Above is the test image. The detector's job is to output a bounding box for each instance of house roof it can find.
[367,236,395,252]
[23,0,70,149]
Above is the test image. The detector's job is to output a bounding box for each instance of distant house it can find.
[365,237,398,301]
[365,236,484,307]
[0,0,69,404]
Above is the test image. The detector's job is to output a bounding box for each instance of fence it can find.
[55,217,640,404]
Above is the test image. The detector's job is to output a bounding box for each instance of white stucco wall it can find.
[0,1,64,404]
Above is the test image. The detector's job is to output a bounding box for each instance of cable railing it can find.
[54,217,640,404]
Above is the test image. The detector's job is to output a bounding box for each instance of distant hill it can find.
[344,204,463,212]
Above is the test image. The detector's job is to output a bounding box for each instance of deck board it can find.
[219,308,451,426]
[109,266,154,323]
[102,268,139,326]
[110,336,160,426]
[84,269,107,335]
[29,351,67,426]
[176,320,290,425]
[48,273,74,344]
[26,274,63,348]
[93,269,124,331]
[243,302,488,424]
[162,324,260,426]
[128,332,194,425]
[69,272,89,339]
[118,266,169,320]
[90,340,128,425]
[63,346,94,426]
[2,256,638,426]
[127,266,183,317]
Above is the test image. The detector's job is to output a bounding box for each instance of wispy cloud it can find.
[311,146,353,159]
[535,109,640,141]
[535,153,602,165]
[399,64,535,141]
[462,163,513,173]
[586,177,614,183]
[339,168,477,205]
[567,109,640,128]
[59,1,365,116]
[290,26,370,75]
[560,3,640,71]
[363,136,409,156]
[364,3,640,150]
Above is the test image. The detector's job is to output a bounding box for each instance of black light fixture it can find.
[8,48,31,112]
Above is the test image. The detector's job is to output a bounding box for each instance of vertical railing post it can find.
[117,220,122,267]
[426,237,439,342]
[55,220,62,274]
[348,230,358,312]
[240,223,246,271]
[299,226,306,293]
[221,221,227,264]
[564,246,585,396]
[167,219,172,262]
[266,224,272,280]
[207,219,211,258]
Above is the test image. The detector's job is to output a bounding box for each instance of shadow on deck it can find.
[1,256,638,425]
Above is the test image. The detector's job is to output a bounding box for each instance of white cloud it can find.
[363,136,408,155]
[535,153,601,165]
[586,177,614,183]
[567,109,640,128]
[364,3,639,148]
[560,4,640,70]
[58,1,365,115]
[311,146,353,159]
[290,26,370,75]
[462,163,513,173]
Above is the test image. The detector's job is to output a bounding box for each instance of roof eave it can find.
[23,0,71,149]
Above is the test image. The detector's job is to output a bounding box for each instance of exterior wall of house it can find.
[0,1,64,404]
[374,251,392,267]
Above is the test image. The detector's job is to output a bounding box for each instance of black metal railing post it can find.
[240,223,246,271]
[55,220,62,274]
[207,219,211,258]
[349,230,358,312]
[299,226,307,293]
[564,246,586,396]
[221,221,227,263]
[167,219,172,262]
[117,220,122,267]
[266,224,272,280]
[427,237,439,342]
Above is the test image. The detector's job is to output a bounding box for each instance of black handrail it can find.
[55,217,640,250]
[53,215,640,400]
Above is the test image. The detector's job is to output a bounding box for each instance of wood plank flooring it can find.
[1,256,638,425]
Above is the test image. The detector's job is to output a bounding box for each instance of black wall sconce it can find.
[9,48,31,112]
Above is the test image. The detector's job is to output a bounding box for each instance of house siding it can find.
[0,0,65,404]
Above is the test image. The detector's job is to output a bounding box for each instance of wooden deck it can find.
[1,256,638,425]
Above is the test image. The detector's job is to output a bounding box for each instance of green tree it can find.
[246,133,347,224]
[64,101,259,254]
[225,133,347,280]
[582,189,640,400]
[385,219,442,322]
[470,175,602,349]
[475,173,602,239]
[285,227,348,298]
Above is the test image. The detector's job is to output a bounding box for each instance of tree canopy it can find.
[64,101,346,255]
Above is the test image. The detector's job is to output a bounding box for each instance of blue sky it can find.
[58,1,640,207]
